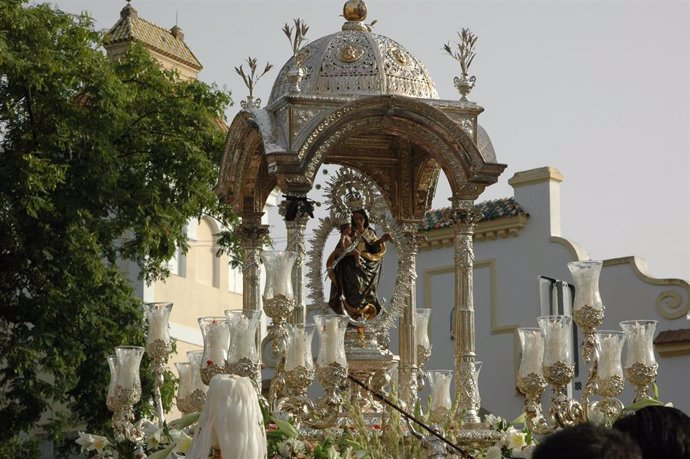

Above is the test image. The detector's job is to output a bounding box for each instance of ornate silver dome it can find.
[268,29,439,104]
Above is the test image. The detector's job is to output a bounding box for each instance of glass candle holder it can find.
[597,330,625,380]
[538,315,573,367]
[186,350,207,412]
[567,261,603,311]
[473,361,483,411]
[518,328,544,378]
[106,354,118,412]
[620,320,657,368]
[187,350,206,393]
[143,302,173,347]
[225,309,262,365]
[175,362,192,413]
[260,251,297,301]
[115,346,145,392]
[198,317,230,384]
[620,320,658,403]
[596,330,625,398]
[415,308,432,350]
[427,369,454,411]
[314,314,348,367]
[285,323,315,372]
[176,362,192,400]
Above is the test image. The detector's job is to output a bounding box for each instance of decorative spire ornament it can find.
[444,28,478,101]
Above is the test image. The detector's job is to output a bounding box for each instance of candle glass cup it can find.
[175,362,193,414]
[225,309,262,371]
[620,320,658,402]
[106,354,118,412]
[568,261,605,365]
[415,308,433,391]
[596,330,625,394]
[538,315,573,371]
[427,370,454,423]
[261,251,297,359]
[198,317,230,385]
[591,330,626,421]
[186,350,207,412]
[261,251,297,301]
[276,324,316,425]
[516,327,548,432]
[112,346,144,440]
[538,315,578,426]
[143,302,173,361]
[313,314,349,426]
[143,302,173,427]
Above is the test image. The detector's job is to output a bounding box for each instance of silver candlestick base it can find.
[276,366,315,427]
[305,362,348,429]
[111,385,142,442]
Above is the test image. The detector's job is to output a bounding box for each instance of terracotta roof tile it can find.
[654,329,690,345]
[419,197,528,232]
[105,4,202,71]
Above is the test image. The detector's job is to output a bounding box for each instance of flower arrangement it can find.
[76,413,198,459]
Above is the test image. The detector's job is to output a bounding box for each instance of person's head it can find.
[613,405,690,459]
[340,223,351,235]
[351,209,369,229]
[532,423,642,459]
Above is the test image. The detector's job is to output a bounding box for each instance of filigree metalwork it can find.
[276,366,316,426]
[304,362,349,429]
[145,338,170,427]
[543,360,575,386]
[264,294,296,357]
[455,424,503,449]
[226,357,260,379]
[416,345,432,391]
[268,30,438,104]
[597,375,624,398]
[111,385,143,442]
[200,362,226,386]
[573,305,605,364]
[625,362,658,403]
[520,366,587,433]
[177,388,206,415]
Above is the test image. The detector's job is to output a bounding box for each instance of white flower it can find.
[278,438,305,457]
[485,445,503,459]
[75,432,110,453]
[506,427,527,450]
[484,413,501,428]
[173,431,193,455]
[75,432,96,452]
[140,419,163,449]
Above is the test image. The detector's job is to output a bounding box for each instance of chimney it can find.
[171,25,184,41]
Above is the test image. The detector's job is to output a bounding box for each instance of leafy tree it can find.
[0,0,236,446]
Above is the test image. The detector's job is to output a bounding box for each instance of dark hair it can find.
[613,405,690,459]
[351,209,370,229]
[532,423,642,459]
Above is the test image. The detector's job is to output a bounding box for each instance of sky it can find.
[53,0,690,281]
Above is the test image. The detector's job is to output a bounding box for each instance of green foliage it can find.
[0,0,236,444]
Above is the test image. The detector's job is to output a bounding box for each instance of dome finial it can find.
[343,0,367,21]
[342,0,370,31]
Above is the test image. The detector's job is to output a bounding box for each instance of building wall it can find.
[381,166,690,418]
